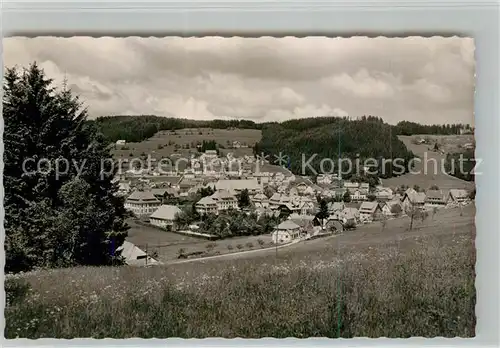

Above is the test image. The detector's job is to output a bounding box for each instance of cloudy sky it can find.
[4,36,475,125]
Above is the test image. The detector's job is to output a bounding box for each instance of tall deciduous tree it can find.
[3,63,128,273]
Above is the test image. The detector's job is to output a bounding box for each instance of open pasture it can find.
[111,128,261,160]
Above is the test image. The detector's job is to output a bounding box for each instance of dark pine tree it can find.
[315,199,330,230]
[3,63,129,273]
[237,189,251,209]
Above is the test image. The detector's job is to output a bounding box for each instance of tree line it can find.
[254,117,416,179]
[91,114,473,145]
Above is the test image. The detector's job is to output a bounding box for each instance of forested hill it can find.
[394,121,474,136]
[254,116,415,178]
[91,115,262,143]
[91,115,473,178]
[91,115,473,144]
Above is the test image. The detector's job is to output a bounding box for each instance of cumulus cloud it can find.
[3,36,475,125]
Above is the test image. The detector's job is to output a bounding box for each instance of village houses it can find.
[149,205,182,231]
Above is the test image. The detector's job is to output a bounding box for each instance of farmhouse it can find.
[425,189,449,208]
[115,139,126,146]
[125,190,162,217]
[271,220,302,244]
[359,201,383,222]
[381,200,403,217]
[449,189,470,204]
[402,191,426,211]
[288,214,319,234]
[342,207,360,223]
[325,218,345,233]
[327,202,345,214]
[117,241,159,266]
[149,205,182,230]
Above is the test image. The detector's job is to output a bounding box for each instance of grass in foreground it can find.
[5,231,475,339]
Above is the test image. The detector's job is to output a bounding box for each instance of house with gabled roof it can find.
[328,202,345,214]
[381,199,403,217]
[402,192,426,212]
[251,192,270,208]
[448,189,470,204]
[271,220,302,244]
[359,201,383,222]
[150,205,182,230]
[425,189,449,208]
[342,207,360,224]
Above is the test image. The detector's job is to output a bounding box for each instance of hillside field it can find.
[6,204,475,338]
[111,128,261,160]
[381,135,475,191]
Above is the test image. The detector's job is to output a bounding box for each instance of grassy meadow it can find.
[5,206,476,338]
[111,128,261,160]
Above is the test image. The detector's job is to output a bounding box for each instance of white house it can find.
[117,241,159,266]
[116,139,126,146]
[125,190,162,217]
[344,181,360,191]
[351,189,367,202]
[150,205,182,230]
[271,220,302,244]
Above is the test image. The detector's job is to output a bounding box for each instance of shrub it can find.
[246,242,254,249]
[257,239,265,247]
[5,278,30,307]
[206,243,217,252]
[227,245,234,251]
[177,248,186,258]
[236,244,243,250]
